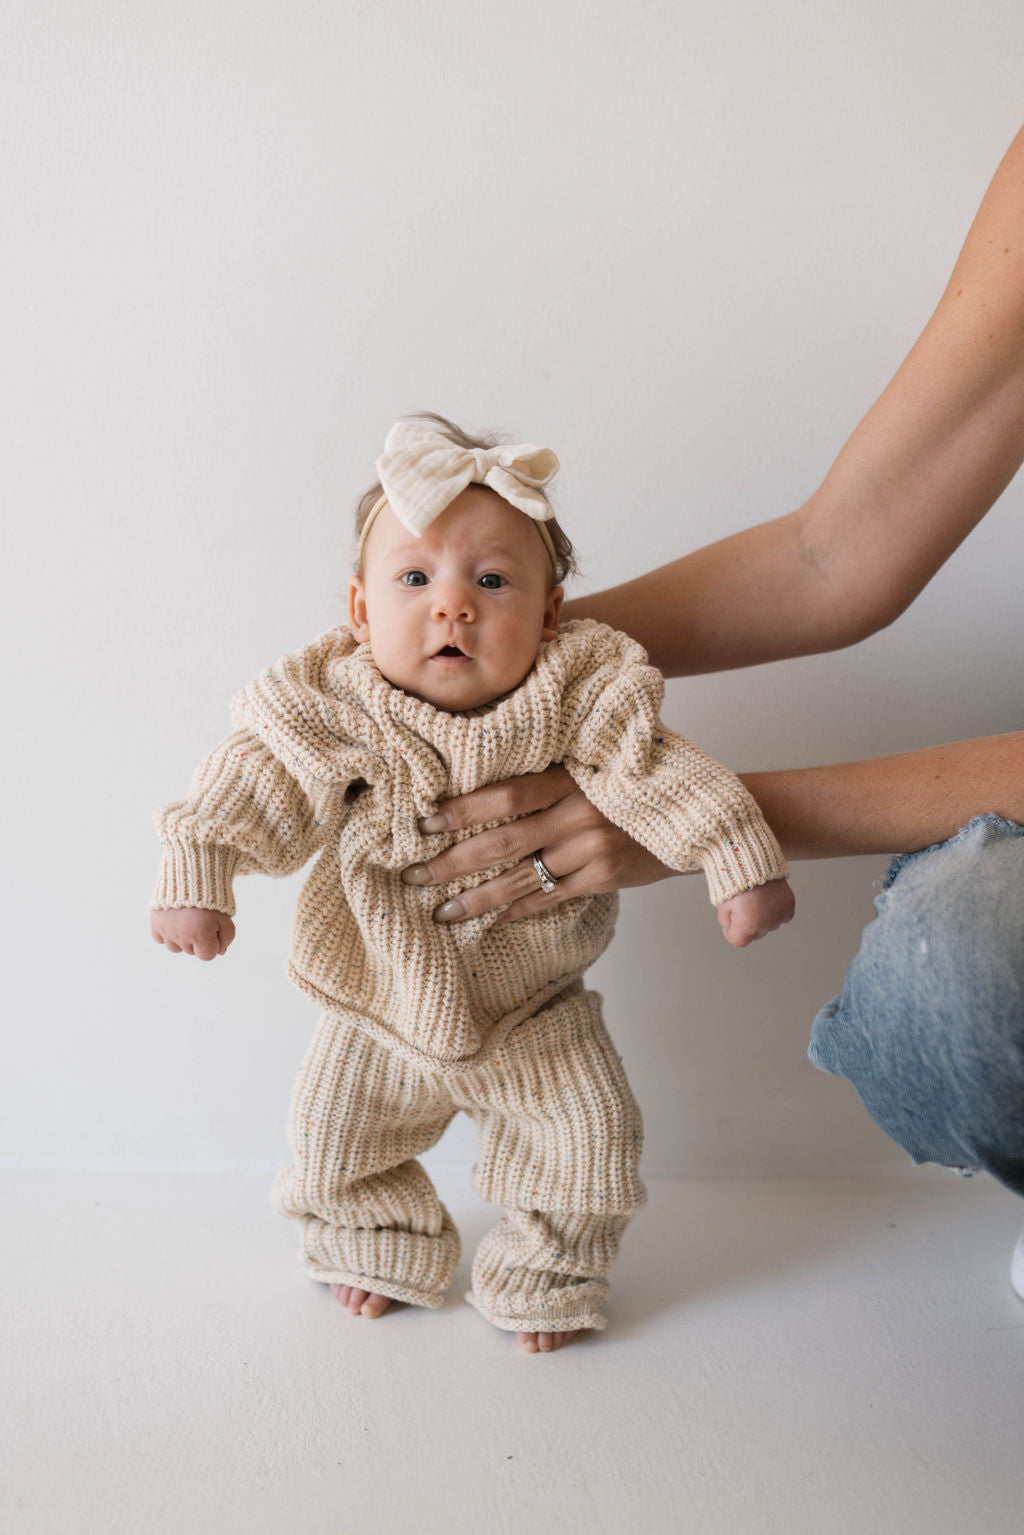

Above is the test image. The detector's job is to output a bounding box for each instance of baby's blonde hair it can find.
[354,412,578,584]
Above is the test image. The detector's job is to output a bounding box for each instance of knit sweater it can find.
[151,619,787,1064]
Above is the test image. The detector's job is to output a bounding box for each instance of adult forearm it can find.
[739,733,1024,860]
[562,511,816,674]
[566,127,1024,678]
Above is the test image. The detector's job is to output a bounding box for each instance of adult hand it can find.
[150,907,236,960]
[401,765,678,923]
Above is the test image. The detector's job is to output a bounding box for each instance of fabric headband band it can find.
[357,420,561,574]
[357,493,560,572]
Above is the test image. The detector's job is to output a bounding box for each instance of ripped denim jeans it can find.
[809,815,1024,1197]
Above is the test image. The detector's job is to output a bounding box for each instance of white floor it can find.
[5,1168,1023,1535]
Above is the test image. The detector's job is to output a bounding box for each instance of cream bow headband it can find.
[358,419,561,570]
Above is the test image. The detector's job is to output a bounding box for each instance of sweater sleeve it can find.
[559,632,788,905]
[150,728,350,915]
[150,628,372,915]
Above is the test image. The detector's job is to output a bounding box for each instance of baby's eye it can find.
[400,570,429,587]
[478,573,507,590]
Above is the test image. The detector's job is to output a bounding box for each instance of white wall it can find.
[4,0,1022,1179]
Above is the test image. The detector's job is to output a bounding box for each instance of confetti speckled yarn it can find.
[272,992,644,1328]
[151,619,787,1328]
[152,619,787,1064]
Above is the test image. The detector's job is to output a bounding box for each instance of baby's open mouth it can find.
[434,645,467,658]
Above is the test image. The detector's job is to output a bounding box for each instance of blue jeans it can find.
[809,815,1024,1198]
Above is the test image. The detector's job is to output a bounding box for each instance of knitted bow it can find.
[375,419,560,536]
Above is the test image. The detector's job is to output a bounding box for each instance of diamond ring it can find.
[532,853,558,894]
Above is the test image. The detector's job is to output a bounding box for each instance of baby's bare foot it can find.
[330,1283,392,1319]
[516,1330,578,1354]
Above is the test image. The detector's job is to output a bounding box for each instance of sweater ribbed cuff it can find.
[698,814,789,906]
[149,842,242,916]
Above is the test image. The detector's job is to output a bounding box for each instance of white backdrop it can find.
[3,0,1022,1179]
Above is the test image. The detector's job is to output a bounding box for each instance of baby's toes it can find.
[517,1330,575,1353]
[332,1284,371,1315]
[360,1292,392,1319]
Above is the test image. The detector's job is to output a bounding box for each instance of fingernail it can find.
[434,897,467,923]
[419,814,447,834]
[401,864,432,886]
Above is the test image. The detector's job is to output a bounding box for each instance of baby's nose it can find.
[432,582,475,621]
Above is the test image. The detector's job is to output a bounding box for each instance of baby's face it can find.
[349,486,562,711]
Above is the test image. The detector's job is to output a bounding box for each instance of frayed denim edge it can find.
[882,812,1024,891]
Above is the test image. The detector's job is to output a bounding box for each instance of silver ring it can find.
[532,853,558,894]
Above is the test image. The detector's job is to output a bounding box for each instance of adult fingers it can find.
[493,856,644,924]
[498,864,615,922]
[434,813,625,920]
[407,792,594,889]
[407,781,681,921]
[434,845,603,923]
[496,829,680,923]
[421,765,577,836]
[437,824,664,924]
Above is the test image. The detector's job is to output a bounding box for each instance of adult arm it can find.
[412,128,1024,917]
[740,732,1024,859]
[414,733,1024,923]
[566,127,1024,674]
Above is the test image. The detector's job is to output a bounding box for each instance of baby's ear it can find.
[541,585,563,641]
[348,576,371,641]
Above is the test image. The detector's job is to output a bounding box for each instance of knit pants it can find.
[272,985,646,1332]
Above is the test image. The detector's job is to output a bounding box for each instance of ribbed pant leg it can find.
[272,1010,460,1308]
[457,987,647,1333]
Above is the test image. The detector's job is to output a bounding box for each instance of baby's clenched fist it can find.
[150,907,236,961]
[716,878,795,948]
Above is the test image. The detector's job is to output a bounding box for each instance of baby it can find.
[150,415,794,1353]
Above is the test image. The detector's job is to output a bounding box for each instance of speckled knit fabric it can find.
[152,618,787,1329]
[272,988,644,1328]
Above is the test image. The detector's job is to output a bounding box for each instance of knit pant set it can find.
[272,985,644,1330]
[152,622,786,1333]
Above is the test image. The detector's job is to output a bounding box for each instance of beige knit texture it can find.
[152,619,786,1328]
[272,990,645,1329]
[152,620,787,1065]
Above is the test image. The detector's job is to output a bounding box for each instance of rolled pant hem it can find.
[306,1265,447,1310]
[464,1290,608,1332]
